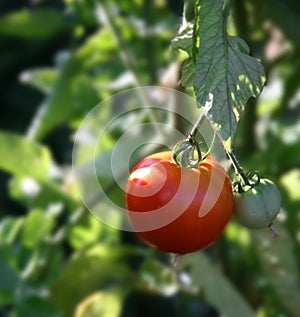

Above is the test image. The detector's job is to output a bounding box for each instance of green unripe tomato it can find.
[234,178,282,228]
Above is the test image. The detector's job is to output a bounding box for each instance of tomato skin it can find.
[234,178,282,228]
[125,151,234,254]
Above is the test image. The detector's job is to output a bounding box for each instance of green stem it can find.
[189,98,213,140]
[226,148,249,185]
[100,1,162,126]
[187,101,250,185]
[101,1,141,87]
[143,1,157,84]
[188,109,207,141]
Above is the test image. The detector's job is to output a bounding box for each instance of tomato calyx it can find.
[233,170,260,194]
[172,135,202,168]
[172,132,215,169]
[172,102,215,169]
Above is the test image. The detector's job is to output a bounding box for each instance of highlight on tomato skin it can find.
[125,151,234,255]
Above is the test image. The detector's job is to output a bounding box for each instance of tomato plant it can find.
[125,151,234,254]
[234,178,282,229]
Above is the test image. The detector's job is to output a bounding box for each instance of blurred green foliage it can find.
[0,0,300,316]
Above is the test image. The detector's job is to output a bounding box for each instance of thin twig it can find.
[99,1,162,126]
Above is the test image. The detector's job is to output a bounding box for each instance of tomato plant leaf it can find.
[171,24,195,87]
[174,0,266,142]
[194,0,266,142]
[171,24,194,55]
[182,57,196,87]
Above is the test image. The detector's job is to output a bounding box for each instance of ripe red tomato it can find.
[125,151,234,254]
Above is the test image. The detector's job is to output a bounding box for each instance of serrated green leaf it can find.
[0,9,65,39]
[181,252,255,317]
[171,24,194,55]
[182,57,196,87]
[193,0,265,142]
[0,131,51,181]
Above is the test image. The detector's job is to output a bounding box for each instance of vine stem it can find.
[268,223,279,237]
[189,94,213,140]
[225,148,249,185]
[187,98,249,186]
[99,1,162,127]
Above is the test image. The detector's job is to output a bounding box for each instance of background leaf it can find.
[21,209,56,247]
[182,252,255,317]
[0,217,24,244]
[51,244,133,317]
[74,288,125,317]
[0,9,65,39]
[20,68,58,94]
[15,296,62,317]
[251,223,300,316]
[1,0,300,316]
[137,259,178,296]
[0,131,51,181]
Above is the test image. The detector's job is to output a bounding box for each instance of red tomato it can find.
[125,151,234,254]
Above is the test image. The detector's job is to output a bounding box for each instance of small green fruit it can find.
[234,178,282,228]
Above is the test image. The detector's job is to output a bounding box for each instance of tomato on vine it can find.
[125,151,234,255]
[233,178,282,231]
